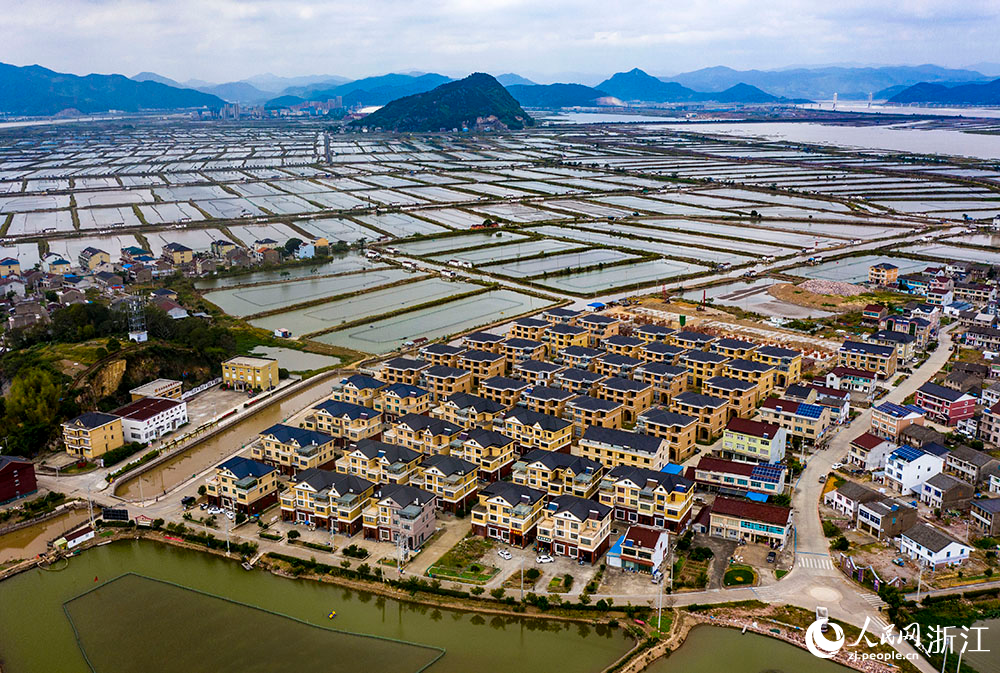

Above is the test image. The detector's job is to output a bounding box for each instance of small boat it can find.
[241,561,253,571]
[328,611,337,619]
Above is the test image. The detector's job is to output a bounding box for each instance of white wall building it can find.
[900,523,972,568]
[113,396,188,444]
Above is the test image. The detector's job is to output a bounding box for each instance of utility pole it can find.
[226,516,231,555]
[520,555,524,602]
[916,563,924,601]
[86,482,94,528]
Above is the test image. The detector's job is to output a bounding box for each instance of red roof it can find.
[113,396,183,422]
[830,366,875,380]
[695,456,755,478]
[623,525,666,548]
[851,432,887,450]
[864,304,886,313]
[760,398,800,415]
[711,496,790,526]
[725,416,781,439]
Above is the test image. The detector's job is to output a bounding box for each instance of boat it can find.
[241,561,253,571]
[328,611,337,619]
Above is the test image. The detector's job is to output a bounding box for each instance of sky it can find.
[3,0,1000,85]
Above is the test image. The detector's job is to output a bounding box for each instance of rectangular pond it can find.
[786,255,930,283]
[394,231,528,255]
[536,259,706,294]
[316,289,555,353]
[485,249,638,278]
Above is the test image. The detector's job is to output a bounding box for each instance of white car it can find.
[536,555,555,564]
[832,462,843,470]
[497,549,513,560]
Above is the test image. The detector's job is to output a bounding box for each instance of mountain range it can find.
[665,64,991,100]
[1,63,223,115]
[351,73,533,132]
[888,78,1000,105]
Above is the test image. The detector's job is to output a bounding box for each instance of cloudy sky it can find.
[4,0,999,84]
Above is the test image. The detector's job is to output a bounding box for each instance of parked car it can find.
[497,549,512,560]
[766,551,776,564]
[893,558,906,567]
[536,555,555,564]
[818,475,826,483]
[181,496,196,508]
[831,462,843,470]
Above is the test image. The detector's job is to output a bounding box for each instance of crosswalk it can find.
[797,555,835,570]
[752,585,780,601]
[861,593,887,609]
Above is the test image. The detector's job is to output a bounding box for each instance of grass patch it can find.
[425,534,498,584]
[775,569,788,580]
[723,564,757,587]
[547,574,574,594]
[503,568,540,590]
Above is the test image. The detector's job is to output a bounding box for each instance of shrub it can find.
[490,588,505,600]
[287,530,300,540]
[525,567,541,581]
[471,586,485,596]
[197,485,207,496]
[689,546,714,562]
[563,574,574,589]
[831,536,849,551]
[822,520,839,537]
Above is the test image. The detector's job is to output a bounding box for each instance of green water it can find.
[0,541,629,673]
[643,625,851,673]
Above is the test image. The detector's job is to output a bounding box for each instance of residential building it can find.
[593,353,643,379]
[970,498,1000,537]
[512,359,564,386]
[222,355,279,391]
[634,362,688,406]
[0,456,36,505]
[871,402,926,441]
[564,395,624,436]
[383,413,462,456]
[432,392,505,429]
[381,358,431,385]
[869,330,918,363]
[373,383,432,420]
[915,382,976,427]
[162,242,195,265]
[513,449,604,498]
[673,331,716,351]
[825,366,877,400]
[252,424,337,474]
[542,307,581,325]
[753,346,802,387]
[900,423,946,449]
[759,397,831,445]
[671,392,727,443]
[462,331,504,352]
[719,417,786,464]
[62,412,124,460]
[869,262,899,286]
[596,377,654,422]
[412,455,479,513]
[900,523,972,568]
[78,247,110,271]
[362,483,437,549]
[856,498,918,540]
[536,495,612,564]
[884,444,947,494]
[690,456,787,496]
[336,439,422,485]
[497,407,572,455]
[920,473,974,511]
[824,481,882,518]
[457,350,506,385]
[478,375,529,408]
[280,469,374,534]
[453,428,517,481]
[556,345,604,370]
[578,313,621,347]
[603,334,644,358]
[554,367,604,395]
[638,342,686,364]
[330,374,387,408]
[113,397,188,443]
[543,323,589,357]
[722,359,775,400]
[205,457,278,514]
[300,400,383,445]
[420,365,474,402]
[945,444,999,486]
[634,407,698,463]
[680,350,729,388]
[848,432,895,471]
[577,426,671,471]
[598,465,695,531]
[519,385,573,416]
[613,526,670,572]
[508,317,550,341]
[471,481,547,547]
[837,341,897,379]
[708,496,791,546]
[702,376,757,420]
[419,343,465,367]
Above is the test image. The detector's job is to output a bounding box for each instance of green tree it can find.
[283,238,303,256]
[5,369,60,428]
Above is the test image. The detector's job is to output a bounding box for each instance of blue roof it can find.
[587,302,605,308]
[796,402,825,420]
[607,534,625,559]
[219,456,275,479]
[751,464,785,483]
[877,402,924,419]
[891,445,924,463]
[746,492,769,503]
[660,463,684,475]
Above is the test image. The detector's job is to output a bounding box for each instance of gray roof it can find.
[546,494,611,521]
[902,523,963,553]
[835,481,881,504]
[481,481,546,507]
[948,444,996,468]
[924,472,970,492]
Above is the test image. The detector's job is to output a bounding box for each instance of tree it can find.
[5,369,60,428]
[197,485,207,496]
[283,238,303,256]
[106,337,121,353]
[287,530,301,540]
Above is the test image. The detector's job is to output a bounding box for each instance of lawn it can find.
[547,574,574,594]
[425,535,499,584]
[723,564,757,587]
[503,568,540,590]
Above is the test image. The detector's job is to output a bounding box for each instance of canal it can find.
[0,541,630,673]
[0,510,91,564]
[114,374,338,499]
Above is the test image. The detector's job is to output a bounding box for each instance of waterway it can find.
[115,374,337,499]
[0,509,91,564]
[0,541,631,673]
[644,625,851,673]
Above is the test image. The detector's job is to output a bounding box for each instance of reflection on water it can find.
[0,509,91,563]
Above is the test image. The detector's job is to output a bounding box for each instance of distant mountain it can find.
[888,78,1000,105]
[263,95,305,110]
[273,73,454,108]
[705,83,780,104]
[350,72,534,132]
[598,68,698,102]
[496,73,536,86]
[1,62,224,115]
[197,81,271,104]
[669,64,990,100]
[243,73,347,93]
[183,78,217,89]
[506,83,611,108]
[132,71,181,87]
